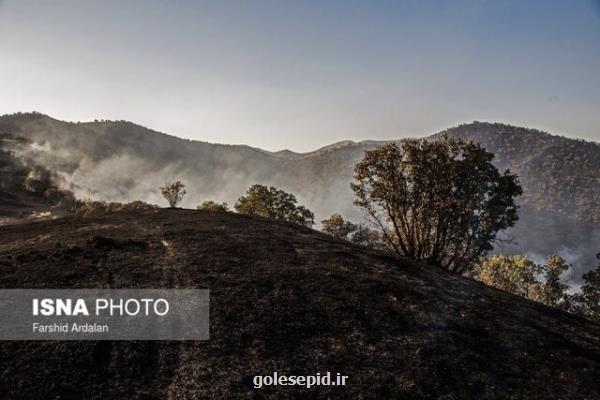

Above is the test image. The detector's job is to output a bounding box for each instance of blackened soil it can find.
[0,209,598,399]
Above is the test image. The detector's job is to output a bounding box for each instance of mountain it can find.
[1,209,599,399]
[1,112,599,281]
[435,122,600,224]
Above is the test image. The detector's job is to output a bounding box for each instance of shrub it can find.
[197,200,229,212]
[160,181,187,208]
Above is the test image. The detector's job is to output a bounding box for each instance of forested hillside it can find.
[437,122,600,223]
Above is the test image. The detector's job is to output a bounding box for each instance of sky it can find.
[0,0,599,152]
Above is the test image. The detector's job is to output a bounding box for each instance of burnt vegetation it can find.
[0,133,77,221]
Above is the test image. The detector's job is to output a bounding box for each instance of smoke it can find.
[7,123,325,214]
[497,205,600,285]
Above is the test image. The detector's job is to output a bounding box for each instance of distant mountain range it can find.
[1,112,599,281]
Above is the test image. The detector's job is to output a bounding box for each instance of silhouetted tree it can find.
[197,200,229,212]
[235,184,314,227]
[351,137,522,272]
[160,181,186,208]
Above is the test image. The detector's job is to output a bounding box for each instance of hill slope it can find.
[1,210,599,399]
[1,113,599,279]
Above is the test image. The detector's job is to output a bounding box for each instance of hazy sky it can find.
[1,0,599,151]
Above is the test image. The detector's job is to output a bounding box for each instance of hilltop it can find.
[1,113,599,279]
[0,209,598,399]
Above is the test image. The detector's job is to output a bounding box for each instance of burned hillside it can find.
[0,209,599,399]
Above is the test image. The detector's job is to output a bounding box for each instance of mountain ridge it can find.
[5,112,598,153]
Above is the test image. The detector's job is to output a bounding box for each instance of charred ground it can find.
[0,209,599,399]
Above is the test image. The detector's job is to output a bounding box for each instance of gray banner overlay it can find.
[0,289,209,340]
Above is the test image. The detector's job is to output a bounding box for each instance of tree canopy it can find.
[197,200,229,212]
[351,137,522,272]
[234,184,314,227]
[320,213,380,248]
[474,255,541,298]
[321,213,359,240]
[474,254,571,309]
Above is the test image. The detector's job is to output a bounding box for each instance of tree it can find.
[474,254,571,309]
[160,181,186,208]
[234,184,314,227]
[74,200,157,217]
[197,200,229,212]
[473,255,542,298]
[538,255,570,308]
[321,213,358,240]
[569,253,600,321]
[321,213,382,248]
[351,137,522,272]
[349,223,382,248]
